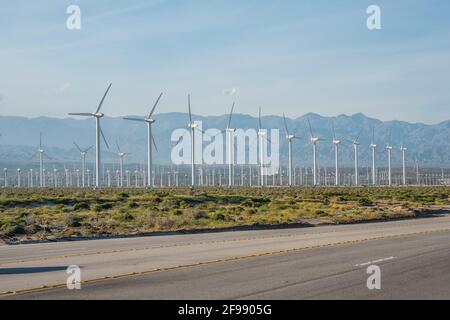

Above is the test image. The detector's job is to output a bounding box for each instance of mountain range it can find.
[0,113,449,168]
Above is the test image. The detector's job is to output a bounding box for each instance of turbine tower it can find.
[370,127,377,185]
[386,143,393,186]
[400,144,407,185]
[68,83,112,189]
[225,103,235,187]
[307,118,320,186]
[115,141,131,188]
[350,128,364,186]
[283,114,297,187]
[74,142,93,188]
[37,133,45,188]
[123,92,163,189]
[331,121,341,186]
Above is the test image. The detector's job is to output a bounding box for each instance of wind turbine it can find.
[182,95,209,187]
[370,127,377,185]
[74,142,93,188]
[350,127,364,186]
[115,141,131,188]
[123,92,163,189]
[307,118,321,186]
[68,83,112,189]
[283,114,297,187]
[331,121,341,186]
[400,144,407,185]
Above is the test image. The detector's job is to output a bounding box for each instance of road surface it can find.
[1,216,450,299]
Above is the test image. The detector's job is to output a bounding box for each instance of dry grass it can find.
[0,186,448,243]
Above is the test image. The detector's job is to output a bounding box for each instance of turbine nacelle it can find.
[310,137,319,144]
[287,134,295,140]
[188,123,198,129]
[145,118,156,124]
[333,139,341,145]
[370,143,377,149]
[226,128,235,133]
[93,112,104,118]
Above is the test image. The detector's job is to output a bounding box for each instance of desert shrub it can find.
[64,213,82,227]
[0,223,26,237]
[212,213,225,221]
[192,210,209,220]
[358,197,373,206]
[73,202,90,211]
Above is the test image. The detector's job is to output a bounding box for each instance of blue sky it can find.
[1,0,450,123]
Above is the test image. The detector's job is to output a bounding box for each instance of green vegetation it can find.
[0,186,448,243]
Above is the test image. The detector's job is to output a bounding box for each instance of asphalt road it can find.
[2,216,450,299]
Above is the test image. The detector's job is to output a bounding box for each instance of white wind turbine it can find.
[283,114,298,187]
[370,127,377,185]
[175,95,205,187]
[307,118,321,186]
[213,103,236,187]
[115,141,131,188]
[68,83,112,189]
[331,121,341,186]
[73,142,93,188]
[349,127,364,186]
[400,144,407,185]
[123,92,163,189]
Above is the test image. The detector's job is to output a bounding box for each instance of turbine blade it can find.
[258,107,262,131]
[188,94,192,124]
[307,118,314,138]
[148,92,163,118]
[213,129,226,139]
[355,127,364,143]
[195,127,212,137]
[116,140,121,153]
[331,120,336,140]
[68,113,93,117]
[174,131,189,146]
[86,145,94,153]
[96,83,112,113]
[227,102,235,129]
[371,126,375,144]
[152,135,159,153]
[100,128,110,149]
[283,113,290,136]
[39,132,42,149]
[123,117,146,122]
[73,142,82,152]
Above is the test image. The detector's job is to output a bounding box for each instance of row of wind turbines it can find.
[62,83,415,190]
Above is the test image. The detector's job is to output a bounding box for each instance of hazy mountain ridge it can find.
[0,113,449,167]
